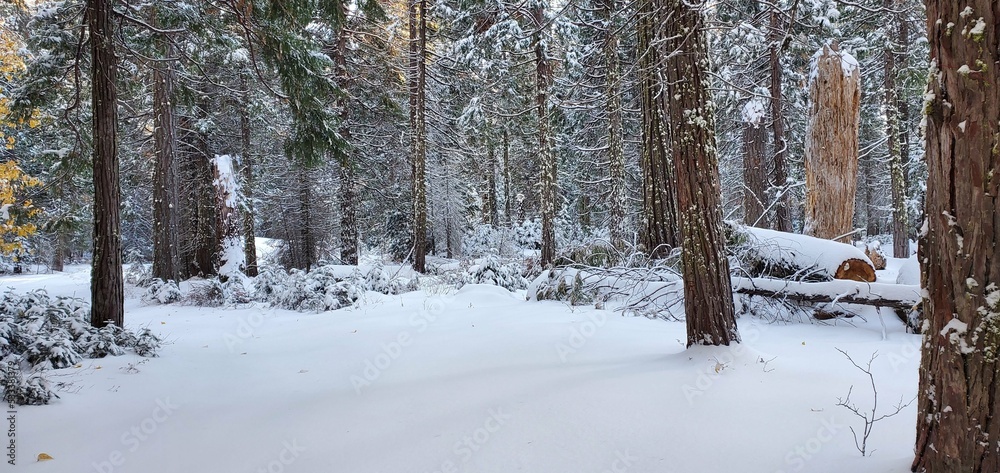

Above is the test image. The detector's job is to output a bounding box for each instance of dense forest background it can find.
[0,0,927,275]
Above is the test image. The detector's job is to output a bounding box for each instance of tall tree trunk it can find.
[51,228,66,272]
[179,104,217,278]
[330,3,358,266]
[533,4,556,267]
[239,73,258,276]
[742,99,768,228]
[503,128,513,225]
[151,14,180,282]
[601,0,626,250]
[409,0,428,272]
[638,0,678,257]
[804,44,861,240]
[912,4,1000,472]
[485,143,499,226]
[88,0,123,327]
[768,8,791,233]
[864,153,879,237]
[663,0,739,347]
[297,165,314,271]
[884,0,909,257]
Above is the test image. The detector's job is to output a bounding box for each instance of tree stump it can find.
[804,43,861,240]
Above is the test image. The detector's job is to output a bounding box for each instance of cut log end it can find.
[833,258,876,282]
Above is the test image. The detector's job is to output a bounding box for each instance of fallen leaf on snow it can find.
[37,453,53,461]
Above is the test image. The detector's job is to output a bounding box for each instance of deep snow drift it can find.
[10,264,919,473]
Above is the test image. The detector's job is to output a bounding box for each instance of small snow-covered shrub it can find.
[253,264,416,312]
[134,328,163,357]
[465,254,528,291]
[1,364,55,406]
[463,224,517,258]
[514,219,542,250]
[0,289,164,405]
[124,263,154,287]
[142,279,181,304]
[24,334,80,369]
[531,269,594,306]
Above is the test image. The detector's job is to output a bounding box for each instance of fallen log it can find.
[733,277,921,311]
[729,224,876,282]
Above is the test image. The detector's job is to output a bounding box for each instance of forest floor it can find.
[13,263,919,473]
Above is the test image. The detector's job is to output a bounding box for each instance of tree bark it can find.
[178,103,217,278]
[768,8,791,233]
[804,44,861,240]
[885,0,909,257]
[239,73,258,276]
[742,100,768,228]
[485,143,499,226]
[409,0,428,272]
[502,128,512,226]
[912,4,1000,472]
[88,0,123,327]
[600,0,626,250]
[533,4,556,267]
[151,11,180,282]
[663,0,739,347]
[328,2,358,266]
[638,0,679,256]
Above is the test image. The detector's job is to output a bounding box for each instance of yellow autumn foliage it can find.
[1,19,40,150]
[0,161,41,254]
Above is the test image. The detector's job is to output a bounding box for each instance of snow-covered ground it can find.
[12,264,920,473]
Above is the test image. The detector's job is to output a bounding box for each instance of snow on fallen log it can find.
[730,224,876,282]
[733,277,921,311]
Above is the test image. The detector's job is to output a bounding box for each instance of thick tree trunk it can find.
[238,74,258,276]
[151,19,180,283]
[638,0,678,256]
[409,0,428,272]
[742,99,768,228]
[179,106,217,278]
[533,4,556,267]
[768,8,791,233]
[912,4,1000,472]
[804,44,861,240]
[329,4,358,266]
[600,0,626,250]
[663,0,739,347]
[88,0,123,327]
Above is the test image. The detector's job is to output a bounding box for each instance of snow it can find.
[808,45,859,86]
[741,98,767,126]
[741,226,875,278]
[10,266,920,472]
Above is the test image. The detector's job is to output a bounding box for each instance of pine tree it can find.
[88,0,123,327]
[663,0,739,347]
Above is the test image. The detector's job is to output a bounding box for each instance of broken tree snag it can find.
[803,43,861,240]
[733,277,921,311]
[729,224,876,282]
